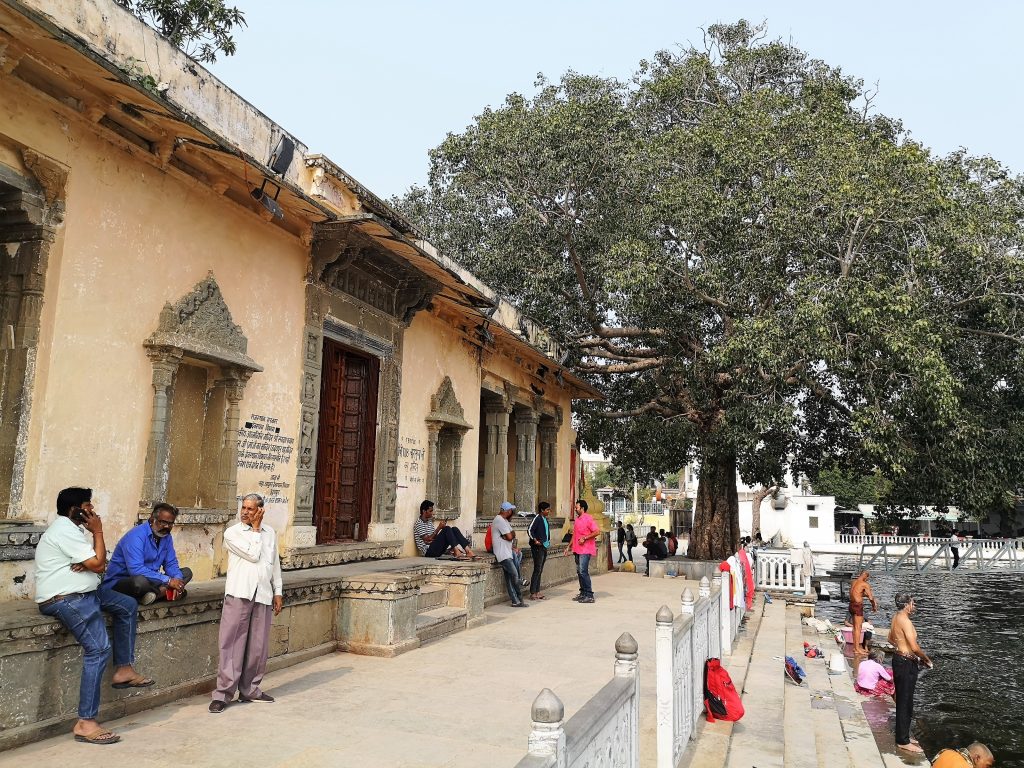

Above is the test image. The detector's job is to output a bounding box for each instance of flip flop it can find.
[74,729,121,745]
[112,675,156,689]
[897,743,924,755]
[529,595,547,600]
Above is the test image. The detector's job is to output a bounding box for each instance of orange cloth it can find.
[932,750,971,768]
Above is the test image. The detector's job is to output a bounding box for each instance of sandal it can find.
[112,675,156,689]
[529,594,547,600]
[74,729,121,745]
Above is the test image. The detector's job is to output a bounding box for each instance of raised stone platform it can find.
[0,547,606,750]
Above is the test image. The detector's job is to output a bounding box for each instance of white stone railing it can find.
[754,548,804,592]
[839,534,1023,550]
[656,573,742,768]
[515,632,640,768]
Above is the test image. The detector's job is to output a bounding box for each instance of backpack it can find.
[703,658,744,722]
[629,532,638,547]
[484,524,493,553]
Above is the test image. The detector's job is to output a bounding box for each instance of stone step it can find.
[415,607,468,646]
[726,599,787,768]
[802,618,892,768]
[785,606,839,768]
[417,583,448,612]
[798,611,856,768]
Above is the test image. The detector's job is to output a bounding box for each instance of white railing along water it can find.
[754,548,805,593]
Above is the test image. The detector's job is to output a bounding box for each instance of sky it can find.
[209,1,1022,201]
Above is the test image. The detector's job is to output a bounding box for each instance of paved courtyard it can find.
[0,570,706,768]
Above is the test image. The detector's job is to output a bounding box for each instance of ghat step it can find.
[415,607,468,646]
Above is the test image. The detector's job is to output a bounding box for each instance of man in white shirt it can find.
[35,487,154,744]
[209,493,284,713]
[492,501,527,608]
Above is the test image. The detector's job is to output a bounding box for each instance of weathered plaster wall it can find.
[396,312,482,555]
[0,77,306,571]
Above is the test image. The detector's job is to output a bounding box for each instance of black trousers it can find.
[892,653,920,745]
[529,545,547,594]
[425,527,471,557]
[951,547,960,568]
[617,541,625,562]
[111,567,193,601]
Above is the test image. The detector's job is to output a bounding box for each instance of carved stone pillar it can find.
[215,369,250,509]
[538,420,559,507]
[140,347,182,507]
[424,422,443,501]
[481,401,511,517]
[514,407,540,515]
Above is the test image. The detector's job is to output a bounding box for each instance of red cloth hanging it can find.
[737,549,755,610]
[718,561,735,609]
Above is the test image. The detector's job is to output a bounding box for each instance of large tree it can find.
[398,22,1024,559]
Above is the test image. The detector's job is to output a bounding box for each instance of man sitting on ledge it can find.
[34,487,155,745]
[102,502,192,604]
[414,499,475,559]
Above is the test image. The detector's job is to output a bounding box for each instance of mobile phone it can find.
[70,507,88,525]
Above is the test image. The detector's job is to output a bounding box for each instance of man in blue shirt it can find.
[102,502,191,605]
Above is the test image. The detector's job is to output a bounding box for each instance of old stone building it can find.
[0,0,599,594]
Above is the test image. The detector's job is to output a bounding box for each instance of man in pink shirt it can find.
[564,499,600,603]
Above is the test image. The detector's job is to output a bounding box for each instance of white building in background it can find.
[679,461,837,547]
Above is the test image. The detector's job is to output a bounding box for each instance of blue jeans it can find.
[498,557,522,604]
[576,553,593,597]
[39,588,138,719]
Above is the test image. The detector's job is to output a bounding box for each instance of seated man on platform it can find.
[102,502,192,604]
[414,499,475,559]
[644,530,668,576]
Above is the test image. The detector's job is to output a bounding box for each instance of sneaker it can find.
[520,578,530,587]
[579,596,595,603]
[510,602,528,608]
[139,591,158,606]
[571,594,584,601]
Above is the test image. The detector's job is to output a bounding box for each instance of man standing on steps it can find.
[849,570,878,656]
[888,592,932,755]
[565,499,600,603]
[210,493,284,713]
[492,502,527,608]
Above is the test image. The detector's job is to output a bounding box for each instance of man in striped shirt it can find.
[414,500,475,559]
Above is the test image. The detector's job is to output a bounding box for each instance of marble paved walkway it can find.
[0,570,711,768]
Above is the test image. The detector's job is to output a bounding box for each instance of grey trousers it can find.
[212,595,273,702]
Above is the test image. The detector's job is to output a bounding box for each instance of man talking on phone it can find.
[34,487,155,745]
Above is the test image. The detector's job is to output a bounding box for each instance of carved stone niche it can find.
[424,377,472,518]
[140,273,263,529]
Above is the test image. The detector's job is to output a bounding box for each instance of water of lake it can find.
[810,556,1023,767]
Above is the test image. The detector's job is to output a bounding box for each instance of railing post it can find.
[526,688,566,767]
[698,575,710,599]
[615,632,640,768]
[715,572,731,656]
[656,606,674,768]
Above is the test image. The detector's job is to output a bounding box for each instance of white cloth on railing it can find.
[727,555,744,609]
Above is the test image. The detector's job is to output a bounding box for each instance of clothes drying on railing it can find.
[737,548,754,610]
[728,554,745,611]
[718,561,736,609]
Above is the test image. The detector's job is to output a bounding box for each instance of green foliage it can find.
[115,0,245,63]
[811,467,892,510]
[399,20,1024,554]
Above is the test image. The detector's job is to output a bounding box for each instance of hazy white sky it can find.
[209,1,1021,200]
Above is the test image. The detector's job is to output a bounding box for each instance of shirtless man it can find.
[849,570,878,655]
[932,742,994,768]
[887,592,933,755]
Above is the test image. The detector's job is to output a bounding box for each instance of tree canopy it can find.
[115,0,245,63]
[397,21,1024,558]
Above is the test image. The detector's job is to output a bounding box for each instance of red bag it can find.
[703,658,744,722]
[484,524,493,553]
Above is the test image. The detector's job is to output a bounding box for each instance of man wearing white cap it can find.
[492,502,527,607]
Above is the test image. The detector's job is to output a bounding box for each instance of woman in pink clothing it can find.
[854,651,895,697]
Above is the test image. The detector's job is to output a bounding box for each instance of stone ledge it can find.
[282,539,402,569]
[136,508,233,526]
[0,525,46,562]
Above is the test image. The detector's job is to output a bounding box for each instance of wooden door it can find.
[313,339,378,542]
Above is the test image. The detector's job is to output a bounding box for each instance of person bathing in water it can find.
[888,592,932,755]
[849,570,878,656]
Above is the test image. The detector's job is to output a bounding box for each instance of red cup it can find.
[165,587,177,601]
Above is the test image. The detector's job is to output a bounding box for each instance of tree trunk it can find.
[751,485,778,542]
[687,450,739,561]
